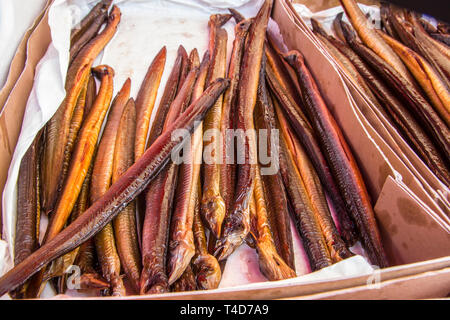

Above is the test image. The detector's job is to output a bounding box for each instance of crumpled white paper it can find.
[2,0,375,298]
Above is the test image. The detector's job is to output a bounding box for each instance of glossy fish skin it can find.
[112,98,141,294]
[192,182,221,290]
[166,67,200,285]
[146,46,186,149]
[27,65,116,298]
[284,51,388,268]
[89,78,131,297]
[171,264,197,292]
[311,19,383,112]
[168,56,208,285]
[254,69,295,270]
[336,28,450,187]
[219,19,251,245]
[42,6,121,215]
[141,67,209,292]
[139,52,194,295]
[266,63,358,247]
[276,103,352,262]
[61,78,89,190]
[70,12,107,64]
[341,24,450,185]
[215,0,273,262]
[202,22,228,239]
[251,166,296,280]
[13,132,42,298]
[379,31,450,127]
[0,78,230,297]
[70,0,112,46]
[339,0,415,86]
[134,47,167,162]
[277,121,332,271]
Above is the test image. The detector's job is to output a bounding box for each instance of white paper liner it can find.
[1,0,376,298]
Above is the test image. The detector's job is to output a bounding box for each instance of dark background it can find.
[384,0,450,23]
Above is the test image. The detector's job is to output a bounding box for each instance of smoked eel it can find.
[219,19,251,245]
[202,15,228,238]
[284,51,389,267]
[254,66,295,269]
[13,132,42,298]
[192,183,222,290]
[215,0,273,261]
[42,6,121,215]
[134,47,167,162]
[251,166,296,280]
[266,63,357,246]
[141,67,201,293]
[27,65,115,298]
[276,103,352,262]
[276,113,332,271]
[339,0,415,86]
[0,78,230,296]
[112,98,141,294]
[341,22,450,185]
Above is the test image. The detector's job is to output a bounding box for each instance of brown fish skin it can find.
[202,24,228,238]
[379,31,450,127]
[284,51,389,268]
[134,47,167,162]
[84,74,97,119]
[276,103,353,262]
[26,65,116,298]
[167,57,208,285]
[112,98,141,295]
[70,12,107,64]
[0,78,230,297]
[139,51,192,295]
[251,166,297,280]
[277,118,332,271]
[61,78,89,191]
[140,67,201,293]
[335,28,450,187]
[338,0,415,86]
[166,67,200,285]
[311,19,383,112]
[51,154,96,293]
[89,78,131,297]
[70,0,112,46]
[266,63,358,247]
[341,23,450,185]
[254,65,295,270]
[215,0,273,262]
[192,182,221,290]
[42,6,121,215]
[171,264,197,292]
[219,19,251,243]
[387,11,450,90]
[12,132,42,299]
[146,46,186,149]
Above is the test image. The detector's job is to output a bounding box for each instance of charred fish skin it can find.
[215,0,273,262]
[0,78,230,297]
[284,51,389,268]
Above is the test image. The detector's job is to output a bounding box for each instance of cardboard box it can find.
[1,0,449,299]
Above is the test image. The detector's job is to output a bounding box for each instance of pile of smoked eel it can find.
[2,0,447,298]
